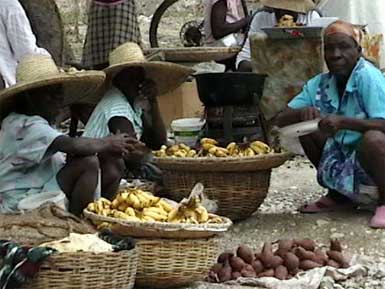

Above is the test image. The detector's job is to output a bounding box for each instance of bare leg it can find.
[358,130,385,204]
[299,131,351,210]
[299,131,328,168]
[99,153,125,200]
[57,155,99,216]
[0,74,4,90]
[237,60,252,72]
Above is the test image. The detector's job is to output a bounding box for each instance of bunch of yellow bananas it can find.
[153,138,273,159]
[201,138,272,157]
[153,144,197,158]
[87,188,173,222]
[87,188,224,224]
[167,204,223,224]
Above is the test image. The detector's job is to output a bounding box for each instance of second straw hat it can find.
[104,42,194,95]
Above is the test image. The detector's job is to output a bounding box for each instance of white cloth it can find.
[204,0,245,46]
[317,0,385,68]
[0,113,65,213]
[236,10,321,68]
[0,0,49,87]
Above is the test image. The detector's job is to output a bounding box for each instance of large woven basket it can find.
[21,249,138,289]
[83,209,232,239]
[135,237,219,288]
[155,153,291,221]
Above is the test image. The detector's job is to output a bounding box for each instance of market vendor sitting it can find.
[82,42,193,198]
[204,0,250,47]
[236,0,321,72]
[276,20,385,228]
[0,54,139,216]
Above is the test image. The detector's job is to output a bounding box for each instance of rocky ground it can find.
[51,1,385,288]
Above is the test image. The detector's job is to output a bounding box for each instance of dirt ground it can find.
[50,1,385,288]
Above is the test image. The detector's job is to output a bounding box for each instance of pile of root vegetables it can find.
[208,239,350,282]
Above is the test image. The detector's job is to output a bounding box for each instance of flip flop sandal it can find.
[299,196,356,214]
[369,206,385,228]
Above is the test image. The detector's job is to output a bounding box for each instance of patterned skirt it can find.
[82,0,141,68]
[317,139,374,200]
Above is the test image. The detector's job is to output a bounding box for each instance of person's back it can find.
[0,0,48,87]
[204,0,249,47]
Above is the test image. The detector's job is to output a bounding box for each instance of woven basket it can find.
[155,153,291,221]
[161,169,271,221]
[83,209,232,239]
[154,152,291,172]
[21,249,138,289]
[135,237,219,288]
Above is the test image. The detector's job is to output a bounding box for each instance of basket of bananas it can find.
[153,138,291,171]
[84,184,226,289]
[152,138,291,221]
[83,184,232,239]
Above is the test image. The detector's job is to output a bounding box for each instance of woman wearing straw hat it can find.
[82,42,193,196]
[0,54,140,216]
[236,0,321,72]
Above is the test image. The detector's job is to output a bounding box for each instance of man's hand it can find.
[319,115,345,136]
[300,107,321,121]
[102,134,143,156]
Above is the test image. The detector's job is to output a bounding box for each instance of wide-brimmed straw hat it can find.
[104,42,194,95]
[0,54,105,120]
[260,0,315,14]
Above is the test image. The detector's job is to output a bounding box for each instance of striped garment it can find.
[82,0,141,68]
[82,86,144,140]
[0,113,65,213]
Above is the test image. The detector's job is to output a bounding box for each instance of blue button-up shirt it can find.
[289,57,385,148]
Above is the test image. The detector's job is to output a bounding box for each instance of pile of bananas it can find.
[154,143,197,158]
[87,188,223,225]
[153,138,272,158]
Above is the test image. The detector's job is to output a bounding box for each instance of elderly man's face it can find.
[27,84,64,121]
[324,33,361,77]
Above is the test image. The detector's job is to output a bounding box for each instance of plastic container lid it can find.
[171,118,206,132]
[279,119,320,138]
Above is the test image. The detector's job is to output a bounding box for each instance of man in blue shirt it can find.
[276,20,385,228]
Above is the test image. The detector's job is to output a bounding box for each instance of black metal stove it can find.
[195,72,268,144]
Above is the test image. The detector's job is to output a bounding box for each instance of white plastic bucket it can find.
[171,118,205,147]
[18,191,69,211]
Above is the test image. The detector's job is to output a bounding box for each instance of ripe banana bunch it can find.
[249,140,271,154]
[153,144,197,158]
[153,137,275,159]
[87,197,112,217]
[87,187,224,225]
[201,138,230,157]
[87,188,185,223]
[167,204,209,224]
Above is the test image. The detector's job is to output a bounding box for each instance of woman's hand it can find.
[300,107,321,121]
[319,115,345,136]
